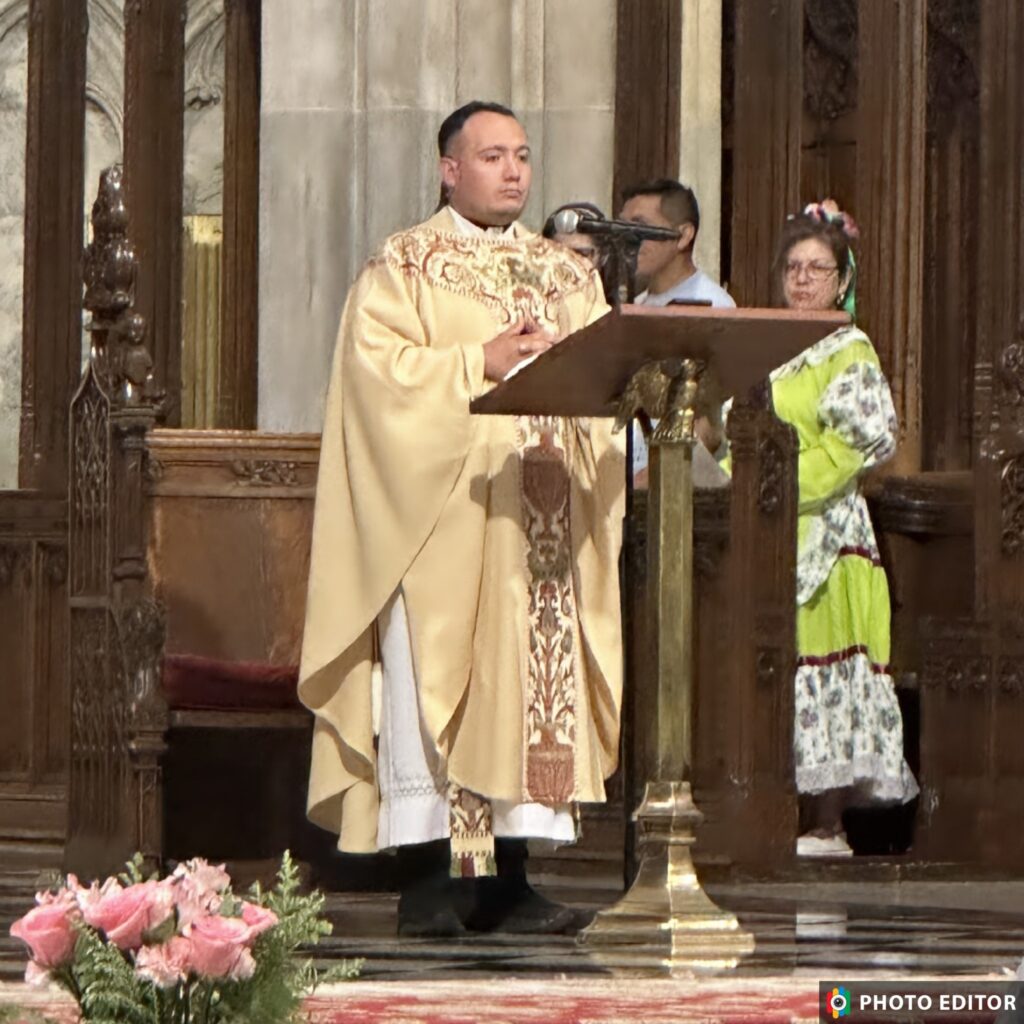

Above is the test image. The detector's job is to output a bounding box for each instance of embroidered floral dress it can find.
[748,324,917,802]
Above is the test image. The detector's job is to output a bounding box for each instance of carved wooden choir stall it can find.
[725,0,1024,868]
[65,168,318,879]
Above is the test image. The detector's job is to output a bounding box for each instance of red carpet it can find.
[304,978,820,1022]
[305,978,820,1022]
[1,976,820,1023]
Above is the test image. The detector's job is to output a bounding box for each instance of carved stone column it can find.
[678,0,723,282]
[0,1,30,489]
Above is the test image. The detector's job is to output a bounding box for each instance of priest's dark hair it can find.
[435,100,519,211]
[437,100,518,157]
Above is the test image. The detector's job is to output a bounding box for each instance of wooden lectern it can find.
[472,304,847,974]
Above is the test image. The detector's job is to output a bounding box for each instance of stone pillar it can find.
[258,0,617,432]
[535,0,616,225]
[0,1,29,489]
[678,0,722,283]
[0,0,181,486]
[84,0,125,223]
[258,0,361,434]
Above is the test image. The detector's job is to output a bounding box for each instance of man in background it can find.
[619,179,733,483]
[619,178,735,309]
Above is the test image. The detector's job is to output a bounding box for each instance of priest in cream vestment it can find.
[298,101,624,936]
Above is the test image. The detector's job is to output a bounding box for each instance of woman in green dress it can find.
[763,201,917,856]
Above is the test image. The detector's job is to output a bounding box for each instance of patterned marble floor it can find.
[310,878,1024,981]
[1,868,1022,983]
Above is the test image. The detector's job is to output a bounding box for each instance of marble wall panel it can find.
[258,0,618,432]
[0,5,26,489]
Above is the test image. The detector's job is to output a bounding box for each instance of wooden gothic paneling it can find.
[913,0,1024,869]
[692,405,799,870]
[612,0,681,206]
[124,0,187,426]
[729,0,803,307]
[921,1,979,472]
[799,0,858,218]
[973,0,1024,840]
[972,0,1024,628]
[0,495,68,865]
[219,0,260,429]
[855,0,927,473]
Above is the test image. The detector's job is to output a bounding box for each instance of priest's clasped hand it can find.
[483,317,555,381]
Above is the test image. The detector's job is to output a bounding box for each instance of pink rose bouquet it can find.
[8,851,358,1023]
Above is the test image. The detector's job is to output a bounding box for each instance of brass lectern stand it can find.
[472,304,847,974]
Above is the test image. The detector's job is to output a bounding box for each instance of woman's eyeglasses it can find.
[784,261,838,281]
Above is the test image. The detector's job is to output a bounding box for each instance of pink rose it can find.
[187,916,256,979]
[229,946,255,981]
[172,881,222,931]
[239,902,277,938]
[10,891,79,968]
[79,880,175,951]
[172,859,230,897]
[135,935,194,988]
[25,959,52,986]
[169,859,230,930]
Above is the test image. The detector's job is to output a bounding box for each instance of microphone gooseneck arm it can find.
[551,209,680,243]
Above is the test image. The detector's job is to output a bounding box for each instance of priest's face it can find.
[440,112,531,226]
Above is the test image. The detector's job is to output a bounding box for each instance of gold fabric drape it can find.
[180,215,222,428]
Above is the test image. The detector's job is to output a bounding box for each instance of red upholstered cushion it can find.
[162,654,302,711]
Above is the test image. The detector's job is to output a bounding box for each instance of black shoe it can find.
[397,900,468,938]
[483,883,577,935]
[395,840,470,939]
[467,838,578,935]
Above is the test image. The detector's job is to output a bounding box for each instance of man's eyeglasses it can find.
[784,260,838,281]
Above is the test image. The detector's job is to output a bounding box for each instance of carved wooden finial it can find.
[84,165,135,321]
[81,165,162,408]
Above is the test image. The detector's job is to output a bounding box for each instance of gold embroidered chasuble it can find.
[298,208,625,856]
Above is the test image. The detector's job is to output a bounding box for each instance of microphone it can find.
[552,208,680,243]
